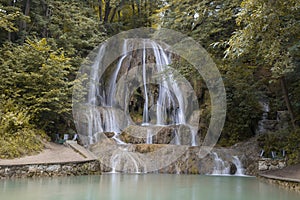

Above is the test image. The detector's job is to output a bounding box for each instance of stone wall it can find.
[0,160,100,179]
[258,158,286,171]
[259,176,300,192]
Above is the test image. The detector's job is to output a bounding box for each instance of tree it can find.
[224,0,300,129]
[0,98,46,158]
[0,1,29,42]
[0,38,73,134]
[156,0,242,56]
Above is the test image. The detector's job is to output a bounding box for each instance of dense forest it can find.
[0,0,299,163]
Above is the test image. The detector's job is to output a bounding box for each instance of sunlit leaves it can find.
[224,0,300,79]
[0,38,73,133]
[0,3,29,32]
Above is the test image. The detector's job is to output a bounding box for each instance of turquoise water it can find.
[0,174,299,200]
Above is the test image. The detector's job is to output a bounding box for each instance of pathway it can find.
[0,141,96,166]
[260,163,300,183]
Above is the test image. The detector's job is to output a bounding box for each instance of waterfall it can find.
[256,101,270,134]
[107,40,128,107]
[212,152,230,175]
[88,45,106,105]
[232,156,245,175]
[211,152,245,176]
[150,41,186,125]
[101,108,120,133]
[80,38,196,146]
[85,107,103,144]
[109,147,146,173]
[142,41,150,125]
[146,129,153,144]
[174,129,181,145]
[190,126,198,146]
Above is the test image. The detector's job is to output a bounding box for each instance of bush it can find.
[258,129,300,165]
[0,99,47,159]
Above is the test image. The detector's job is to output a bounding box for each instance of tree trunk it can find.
[280,76,297,129]
[137,0,141,17]
[23,0,31,30]
[117,10,121,21]
[41,0,49,38]
[103,0,111,23]
[110,0,125,23]
[8,32,11,42]
[20,0,31,43]
[98,0,102,21]
[110,7,117,23]
[131,0,135,15]
[8,0,13,41]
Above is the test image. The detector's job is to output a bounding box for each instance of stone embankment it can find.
[0,161,100,179]
[0,141,100,179]
[259,163,300,192]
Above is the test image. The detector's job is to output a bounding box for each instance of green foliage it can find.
[219,65,263,146]
[285,130,300,165]
[0,0,299,158]
[0,38,73,134]
[224,0,300,79]
[222,0,300,131]
[0,3,29,32]
[159,0,266,145]
[44,0,106,57]
[258,129,300,165]
[158,0,241,56]
[0,99,46,159]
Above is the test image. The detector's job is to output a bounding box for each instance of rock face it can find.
[87,124,262,176]
[89,138,259,175]
[118,125,200,145]
[0,137,262,178]
[256,110,290,135]
[232,137,261,175]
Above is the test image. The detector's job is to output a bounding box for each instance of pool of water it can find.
[0,174,299,200]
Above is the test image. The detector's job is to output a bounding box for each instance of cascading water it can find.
[211,152,245,176]
[76,38,202,173]
[107,40,128,107]
[83,38,195,145]
[88,45,106,105]
[150,41,186,125]
[142,41,150,125]
[232,156,245,175]
[84,45,107,144]
[190,126,198,146]
[146,129,153,144]
[256,101,270,134]
[174,129,181,145]
[212,152,230,175]
[85,107,103,144]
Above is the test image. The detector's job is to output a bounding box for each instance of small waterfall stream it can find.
[256,101,270,134]
[211,152,245,176]
[174,129,181,145]
[146,129,153,144]
[212,152,230,175]
[232,156,245,175]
